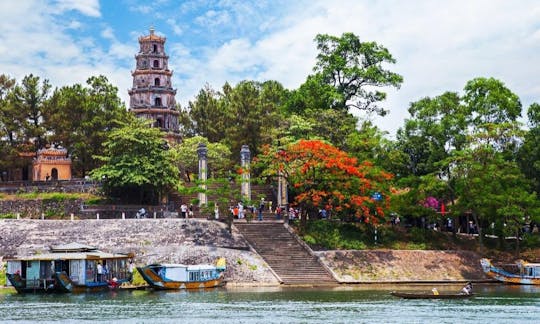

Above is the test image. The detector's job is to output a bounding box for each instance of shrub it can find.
[0,213,16,219]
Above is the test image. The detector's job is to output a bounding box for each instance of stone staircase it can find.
[234,222,337,285]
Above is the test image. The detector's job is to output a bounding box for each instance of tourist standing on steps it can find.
[238,202,244,219]
[258,198,265,221]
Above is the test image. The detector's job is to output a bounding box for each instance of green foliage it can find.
[521,233,540,249]
[90,115,180,204]
[170,136,232,181]
[303,220,369,250]
[0,263,6,286]
[44,75,129,177]
[84,197,105,205]
[42,193,77,202]
[312,32,403,115]
[0,213,16,219]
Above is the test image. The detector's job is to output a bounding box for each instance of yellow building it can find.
[32,146,72,181]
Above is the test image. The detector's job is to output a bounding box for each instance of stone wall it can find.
[0,199,83,219]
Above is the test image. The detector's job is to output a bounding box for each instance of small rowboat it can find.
[390,291,474,299]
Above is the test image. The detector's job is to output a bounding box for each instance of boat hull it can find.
[390,291,474,299]
[7,273,57,294]
[137,266,225,290]
[7,272,127,294]
[481,258,540,285]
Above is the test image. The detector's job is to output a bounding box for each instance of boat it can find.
[390,291,474,299]
[137,258,226,290]
[480,258,540,285]
[5,242,133,293]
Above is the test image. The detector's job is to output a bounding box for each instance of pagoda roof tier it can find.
[139,34,165,43]
[132,69,173,76]
[128,87,177,95]
[136,53,169,59]
[130,107,181,115]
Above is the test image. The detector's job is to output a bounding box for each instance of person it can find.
[431,287,439,295]
[214,204,219,220]
[97,262,104,282]
[108,277,119,289]
[189,204,194,217]
[238,202,244,219]
[128,260,134,282]
[258,198,265,221]
[275,206,281,219]
[136,207,147,219]
[180,203,188,218]
[45,173,50,181]
[461,282,473,295]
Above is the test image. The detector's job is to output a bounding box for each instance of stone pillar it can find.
[277,149,288,210]
[197,143,208,207]
[240,145,251,202]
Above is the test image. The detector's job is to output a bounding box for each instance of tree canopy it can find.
[90,115,180,204]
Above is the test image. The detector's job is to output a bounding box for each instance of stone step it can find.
[235,222,336,285]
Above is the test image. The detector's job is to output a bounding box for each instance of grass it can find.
[0,264,6,286]
[1,192,99,201]
[296,220,480,251]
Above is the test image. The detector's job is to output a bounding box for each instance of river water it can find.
[0,284,539,323]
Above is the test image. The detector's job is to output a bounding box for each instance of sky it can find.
[1,0,539,137]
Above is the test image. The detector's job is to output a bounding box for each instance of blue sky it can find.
[1,0,540,137]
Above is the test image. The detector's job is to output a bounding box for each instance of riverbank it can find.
[0,219,488,285]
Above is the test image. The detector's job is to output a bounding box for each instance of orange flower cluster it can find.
[267,139,394,223]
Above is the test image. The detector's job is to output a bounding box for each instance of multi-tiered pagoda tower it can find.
[129,27,180,142]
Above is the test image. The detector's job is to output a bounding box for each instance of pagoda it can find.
[128,27,181,142]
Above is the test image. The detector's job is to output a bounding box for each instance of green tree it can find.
[170,136,231,182]
[186,84,228,142]
[90,115,180,204]
[9,74,51,151]
[517,103,540,196]
[45,76,129,176]
[0,74,18,178]
[452,146,537,251]
[312,32,403,115]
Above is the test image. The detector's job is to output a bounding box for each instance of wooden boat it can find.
[390,291,474,299]
[481,258,540,285]
[137,258,226,290]
[6,242,132,293]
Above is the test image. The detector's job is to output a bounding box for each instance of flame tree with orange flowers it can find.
[259,139,394,227]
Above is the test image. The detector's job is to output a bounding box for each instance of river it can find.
[1,284,539,323]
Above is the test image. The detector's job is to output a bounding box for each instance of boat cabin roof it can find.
[148,263,217,271]
[6,251,130,261]
[5,242,130,261]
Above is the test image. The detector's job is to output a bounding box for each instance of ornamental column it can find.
[197,143,208,207]
[277,149,288,210]
[240,145,251,202]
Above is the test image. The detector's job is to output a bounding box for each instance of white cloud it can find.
[55,0,101,17]
[166,18,183,36]
[2,0,540,137]
[175,0,540,136]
